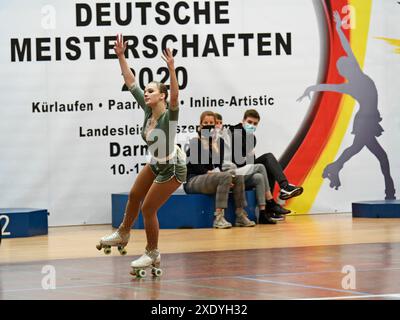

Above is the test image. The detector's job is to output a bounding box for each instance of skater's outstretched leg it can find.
[323,136,364,190]
[97,165,155,254]
[366,137,396,200]
[130,177,181,277]
[141,177,181,251]
[120,164,156,233]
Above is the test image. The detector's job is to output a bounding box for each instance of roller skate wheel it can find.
[136,269,146,278]
[152,268,163,277]
[104,247,112,255]
[96,244,102,251]
[118,247,127,255]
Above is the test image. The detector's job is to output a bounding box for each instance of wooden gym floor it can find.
[1,213,400,300]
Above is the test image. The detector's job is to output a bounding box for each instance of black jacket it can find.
[228,123,256,167]
[185,134,225,182]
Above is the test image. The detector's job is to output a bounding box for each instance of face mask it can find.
[243,123,257,134]
[200,125,215,138]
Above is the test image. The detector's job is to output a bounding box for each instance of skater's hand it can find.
[297,87,312,102]
[161,48,175,69]
[114,34,127,57]
[333,11,342,31]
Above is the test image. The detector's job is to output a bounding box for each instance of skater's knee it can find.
[141,202,157,218]
[128,188,145,205]
[128,189,139,201]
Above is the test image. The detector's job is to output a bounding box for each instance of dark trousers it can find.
[255,153,288,192]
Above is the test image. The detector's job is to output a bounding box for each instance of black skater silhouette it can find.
[298,11,396,200]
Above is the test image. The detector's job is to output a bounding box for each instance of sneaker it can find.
[235,210,256,227]
[279,184,303,200]
[213,211,232,229]
[258,210,277,224]
[266,199,291,215]
[271,213,284,221]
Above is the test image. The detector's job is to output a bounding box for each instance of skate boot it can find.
[213,210,232,229]
[235,210,256,227]
[322,163,341,190]
[385,187,396,200]
[96,229,130,255]
[130,249,162,278]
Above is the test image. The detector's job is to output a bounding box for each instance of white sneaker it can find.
[213,211,232,229]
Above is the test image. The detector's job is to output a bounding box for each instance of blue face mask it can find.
[243,123,257,134]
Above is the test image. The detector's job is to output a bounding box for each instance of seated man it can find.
[227,109,304,216]
[215,112,292,223]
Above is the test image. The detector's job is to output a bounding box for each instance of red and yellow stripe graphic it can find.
[281,0,372,213]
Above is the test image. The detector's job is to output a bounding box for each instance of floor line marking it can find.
[236,276,371,296]
[299,293,400,300]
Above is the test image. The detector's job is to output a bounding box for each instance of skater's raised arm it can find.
[162,48,179,111]
[334,11,356,61]
[114,34,136,89]
[297,84,350,102]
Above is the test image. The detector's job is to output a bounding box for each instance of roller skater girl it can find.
[97,34,187,277]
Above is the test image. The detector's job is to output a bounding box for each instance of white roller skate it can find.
[96,229,130,255]
[130,249,162,278]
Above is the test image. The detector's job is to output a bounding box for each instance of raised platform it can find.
[0,208,49,238]
[112,189,257,229]
[352,200,400,218]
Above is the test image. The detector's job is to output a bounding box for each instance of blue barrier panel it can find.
[0,208,48,238]
[112,189,257,229]
[352,200,400,218]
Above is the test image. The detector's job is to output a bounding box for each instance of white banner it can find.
[0,0,398,226]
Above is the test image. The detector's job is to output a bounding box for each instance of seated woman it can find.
[184,111,255,229]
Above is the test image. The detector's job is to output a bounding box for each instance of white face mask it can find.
[243,123,257,134]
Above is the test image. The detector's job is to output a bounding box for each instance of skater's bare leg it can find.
[332,136,365,169]
[366,137,396,199]
[323,136,364,189]
[141,177,181,251]
[97,165,155,253]
[119,164,156,233]
[130,177,181,276]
